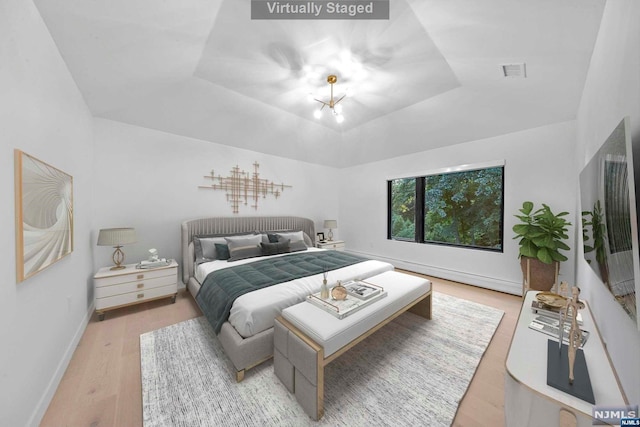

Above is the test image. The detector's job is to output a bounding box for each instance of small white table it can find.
[504,291,627,426]
[94,260,178,320]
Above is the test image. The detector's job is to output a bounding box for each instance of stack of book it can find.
[343,280,383,300]
[531,300,583,325]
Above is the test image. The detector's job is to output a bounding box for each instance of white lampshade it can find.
[97,228,137,270]
[97,228,137,246]
[323,220,337,229]
[323,220,337,241]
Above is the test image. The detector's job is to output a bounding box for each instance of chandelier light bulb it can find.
[310,74,349,124]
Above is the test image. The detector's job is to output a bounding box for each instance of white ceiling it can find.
[34,0,605,167]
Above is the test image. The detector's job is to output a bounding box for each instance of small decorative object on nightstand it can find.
[94,260,178,321]
[316,240,345,251]
[323,220,337,241]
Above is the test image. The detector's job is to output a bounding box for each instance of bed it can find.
[181,216,394,381]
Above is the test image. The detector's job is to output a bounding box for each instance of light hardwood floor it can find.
[40,273,523,427]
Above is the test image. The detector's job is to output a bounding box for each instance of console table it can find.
[505,291,627,426]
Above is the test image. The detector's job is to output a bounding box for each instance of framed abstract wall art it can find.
[14,149,73,283]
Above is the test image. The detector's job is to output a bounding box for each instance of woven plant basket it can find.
[520,257,559,292]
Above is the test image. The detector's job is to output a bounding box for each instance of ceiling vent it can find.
[500,63,526,78]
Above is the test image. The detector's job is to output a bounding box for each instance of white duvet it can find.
[195,248,394,338]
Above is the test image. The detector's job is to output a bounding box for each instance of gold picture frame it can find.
[15,149,73,283]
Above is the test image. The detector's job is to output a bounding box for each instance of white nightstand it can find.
[316,240,345,251]
[94,260,178,321]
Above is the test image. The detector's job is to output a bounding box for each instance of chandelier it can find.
[311,75,348,124]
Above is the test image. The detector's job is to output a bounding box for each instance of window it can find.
[387,163,504,251]
[389,178,417,240]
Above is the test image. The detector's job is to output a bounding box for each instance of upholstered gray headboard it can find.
[180,216,316,285]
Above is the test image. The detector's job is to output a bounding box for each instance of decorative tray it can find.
[536,291,585,310]
[306,290,387,319]
[136,259,172,269]
[535,292,567,308]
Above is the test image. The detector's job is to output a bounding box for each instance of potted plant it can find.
[513,201,571,292]
[582,200,610,289]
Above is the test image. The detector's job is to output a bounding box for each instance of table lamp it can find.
[97,227,137,270]
[323,220,337,241]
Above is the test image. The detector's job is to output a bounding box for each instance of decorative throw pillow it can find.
[267,233,280,243]
[225,234,263,262]
[214,243,230,260]
[261,239,291,256]
[227,246,262,262]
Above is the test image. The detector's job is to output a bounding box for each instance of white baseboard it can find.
[347,249,522,296]
[28,302,95,427]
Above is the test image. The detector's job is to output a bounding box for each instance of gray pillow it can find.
[225,234,263,262]
[276,231,308,252]
[289,240,308,253]
[276,231,305,244]
[225,234,262,249]
[193,236,227,264]
[228,245,262,262]
[261,239,291,256]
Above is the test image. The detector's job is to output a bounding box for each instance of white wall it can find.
[575,0,640,405]
[0,1,95,426]
[339,120,577,295]
[91,119,340,278]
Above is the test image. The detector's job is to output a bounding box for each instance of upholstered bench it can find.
[273,270,432,420]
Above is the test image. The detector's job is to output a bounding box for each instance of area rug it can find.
[140,292,504,427]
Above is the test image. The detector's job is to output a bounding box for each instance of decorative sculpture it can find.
[562,286,583,384]
[198,161,292,213]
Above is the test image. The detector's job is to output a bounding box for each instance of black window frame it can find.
[387,164,505,253]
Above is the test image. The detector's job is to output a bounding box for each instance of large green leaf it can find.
[550,251,568,262]
[537,247,553,264]
[521,201,534,215]
[519,240,538,258]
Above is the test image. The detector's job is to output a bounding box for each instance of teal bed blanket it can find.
[195,251,367,334]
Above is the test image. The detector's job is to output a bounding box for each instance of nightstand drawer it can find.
[94,266,175,288]
[317,241,345,251]
[95,275,176,298]
[95,284,177,310]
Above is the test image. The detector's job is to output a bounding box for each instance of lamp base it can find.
[327,229,334,241]
[111,246,126,270]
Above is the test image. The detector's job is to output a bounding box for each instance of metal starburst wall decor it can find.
[198,161,292,213]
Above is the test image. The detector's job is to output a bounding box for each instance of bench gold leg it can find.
[235,369,245,382]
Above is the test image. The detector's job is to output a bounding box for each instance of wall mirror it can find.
[580,117,639,329]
